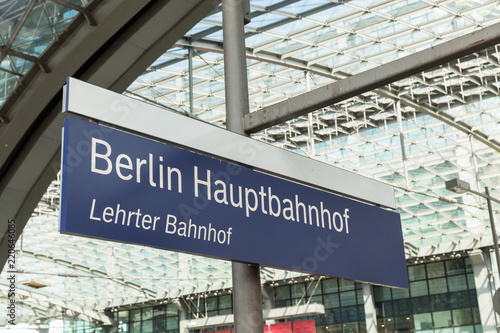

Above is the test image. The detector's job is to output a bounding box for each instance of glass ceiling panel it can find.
[0,0,31,40]
[0,0,82,108]
[12,2,77,57]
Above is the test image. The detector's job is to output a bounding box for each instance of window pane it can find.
[154,317,166,333]
[153,306,165,319]
[219,308,232,315]
[374,286,392,301]
[431,294,450,311]
[276,299,291,307]
[412,296,431,313]
[326,323,342,333]
[220,295,232,309]
[142,307,153,321]
[392,288,410,300]
[339,279,355,291]
[448,275,468,292]
[464,257,473,273]
[326,308,342,324]
[429,278,447,294]
[342,322,358,333]
[276,286,291,300]
[414,313,432,330]
[325,293,340,308]
[408,265,426,281]
[340,291,357,306]
[377,318,395,333]
[341,306,359,322]
[433,310,452,328]
[167,317,179,329]
[455,325,475,333]
[453,309,473,326]
[450,290,471,309]
[410,281,428,297]
[469,291,478,307]
[446,259,465,275]
[166,304,178,316]
[356,289,363,304]
[130,309,141,322]
[395,316,414,331]
[206,297,217,311]
[472,307,481,324]
[357,305,365,321]
[118,310,129,323]
[323,279,338,293]
[427,262,445,278]
[130,322,141,333]
[310,295,322,304]
[376,302,394,317]
[393,299,411,316]
[467,273,476,289]
[142,320,153,333]
[292,283,306,299]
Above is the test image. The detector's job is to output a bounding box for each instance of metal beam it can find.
[244,21,500,133]
[0,45,50,73]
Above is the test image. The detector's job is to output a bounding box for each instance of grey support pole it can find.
[222,1,264,332]
[485,187,500,276]
[188,47,194,114]
[223,0,250,133]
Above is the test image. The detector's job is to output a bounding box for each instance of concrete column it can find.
[175,298,190,333]
[363,283,378,333]
[470,250,498,333]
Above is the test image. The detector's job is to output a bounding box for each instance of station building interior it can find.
[1,0,500,332]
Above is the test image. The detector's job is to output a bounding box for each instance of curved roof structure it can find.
[1,0,500,327]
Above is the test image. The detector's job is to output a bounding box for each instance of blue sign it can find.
[60,116,409,288]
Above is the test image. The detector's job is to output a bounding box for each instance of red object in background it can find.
[214,319,316,333]
[270,322,292,333]
[293,319,316,333]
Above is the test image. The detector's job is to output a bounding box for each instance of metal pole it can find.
[223,0,250,133]
[188,47,194,114]
[305,71,315,158]
[485,187,500,276]
[222,1,264,332]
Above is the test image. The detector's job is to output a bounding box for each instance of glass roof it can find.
[0,0,84,106]
[2,0,500,326]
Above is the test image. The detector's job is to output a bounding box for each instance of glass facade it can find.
[116,304,180,333]
[187,293,234,318]
[375,257,481,333]
[108,257,482,333]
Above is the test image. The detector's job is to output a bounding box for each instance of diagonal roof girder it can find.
[243,21,500,133]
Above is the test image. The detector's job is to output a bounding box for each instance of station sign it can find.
[60,114,409,288]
